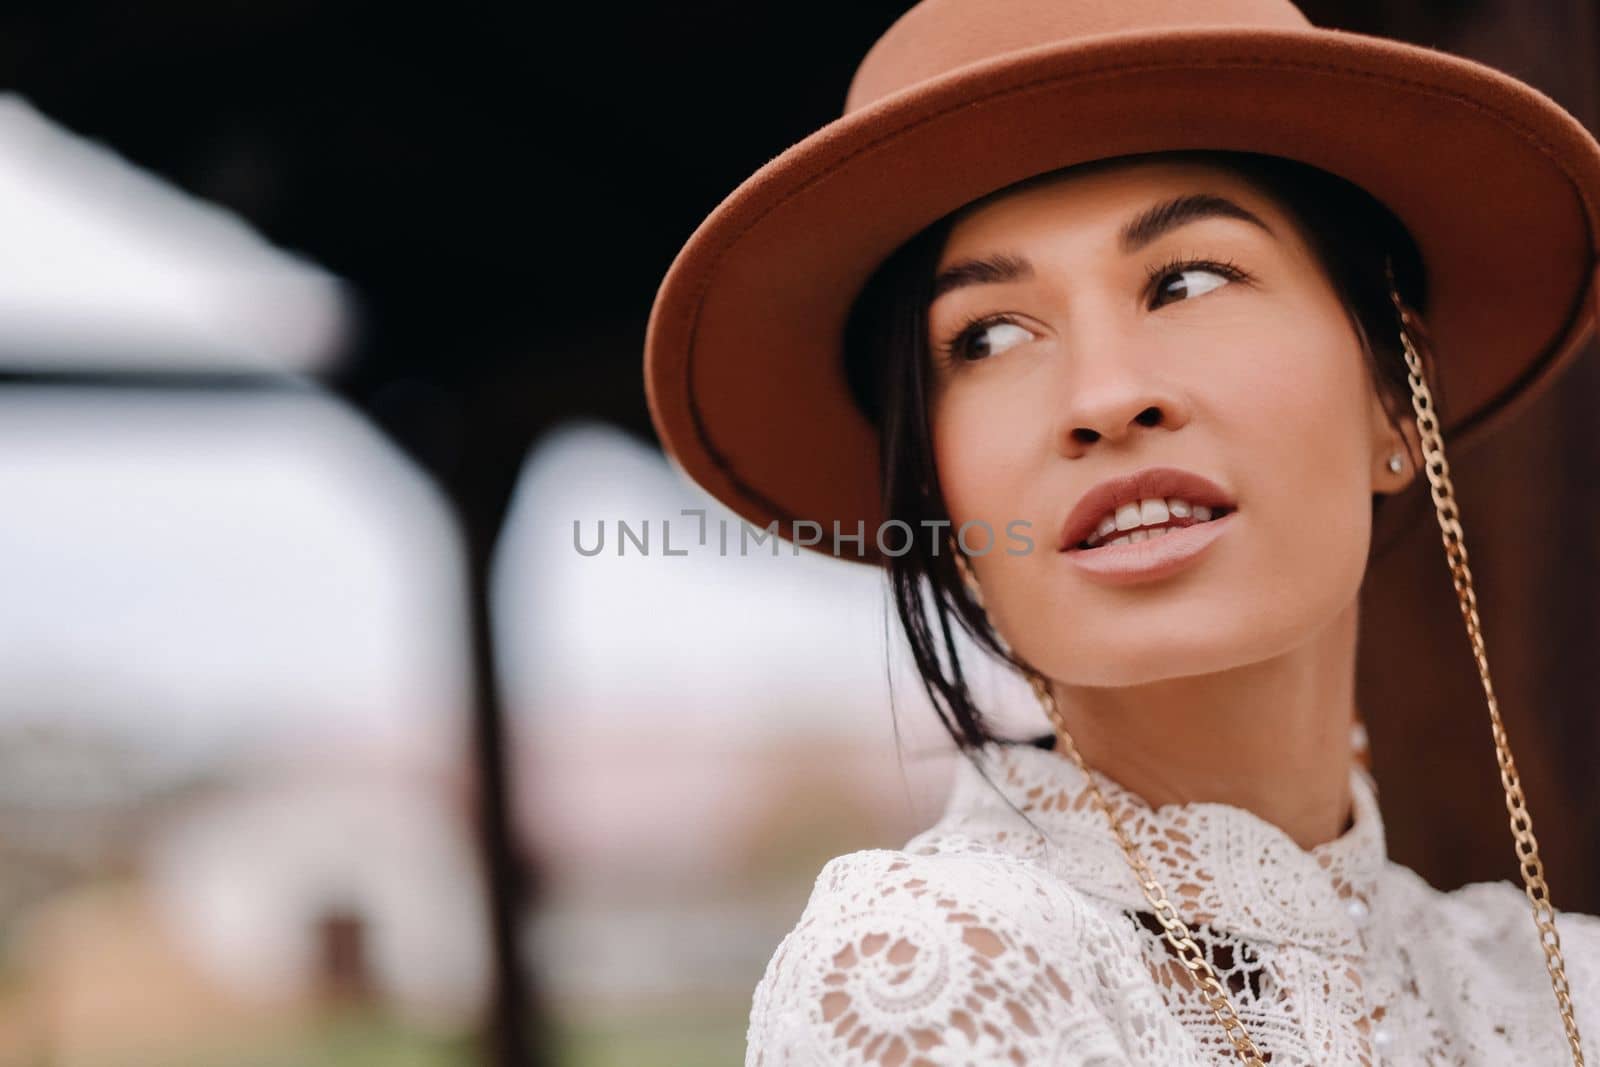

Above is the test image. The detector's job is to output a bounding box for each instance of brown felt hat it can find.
[643,0,1600,566]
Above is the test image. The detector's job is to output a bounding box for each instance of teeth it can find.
[1082,496,1226,548]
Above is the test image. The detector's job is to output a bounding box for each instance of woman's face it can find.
[926,158,1408,686]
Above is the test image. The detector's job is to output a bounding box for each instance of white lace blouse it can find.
[745,735,1600,1065]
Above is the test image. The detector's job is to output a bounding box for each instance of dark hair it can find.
[842,149,1437,794]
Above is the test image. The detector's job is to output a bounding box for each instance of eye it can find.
[1146,255,1251,310]
[937,314,1035,364]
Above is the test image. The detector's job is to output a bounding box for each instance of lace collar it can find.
[922,734,1390,953]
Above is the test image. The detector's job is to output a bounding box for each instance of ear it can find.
[1371,293,1438,497]
[1368,383,1423,496]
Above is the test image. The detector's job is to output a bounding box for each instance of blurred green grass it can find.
[40,1000,751,1067]
[158,1013,478,1067]
[552,1001,748,1067]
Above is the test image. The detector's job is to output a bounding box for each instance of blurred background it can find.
[0,2,1594,1065]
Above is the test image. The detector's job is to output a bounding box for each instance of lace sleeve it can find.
[745,846,1142,1066]
[1418,879,1600,1058]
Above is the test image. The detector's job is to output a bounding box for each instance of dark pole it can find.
[443,381,559,1067]
[461,509,537,1067]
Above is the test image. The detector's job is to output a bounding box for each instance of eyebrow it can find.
[930,192,1276,301]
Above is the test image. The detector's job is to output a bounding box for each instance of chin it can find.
[1026,616,1282,687]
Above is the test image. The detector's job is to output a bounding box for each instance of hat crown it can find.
[845,0,1314,113]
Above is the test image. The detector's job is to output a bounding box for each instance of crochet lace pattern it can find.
[746,737,1600,1065]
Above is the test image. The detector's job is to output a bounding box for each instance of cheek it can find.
[930,386,1036,534]
[931,384,1059,647]
[1223,316,1377,594]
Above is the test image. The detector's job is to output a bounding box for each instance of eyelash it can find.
[934,254,1254,366]
[1143,251,1251,297]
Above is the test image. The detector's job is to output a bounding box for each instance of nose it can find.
[1052,328,1190,457]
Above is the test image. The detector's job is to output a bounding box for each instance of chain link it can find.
[1386,266,1585,1066]
[1023,265,1587,1064]
[1028,672,1268,1067]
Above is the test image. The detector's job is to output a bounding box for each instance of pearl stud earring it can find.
[1387,453,1405,473]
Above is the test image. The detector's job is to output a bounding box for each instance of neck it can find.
[1048,600,1360,852]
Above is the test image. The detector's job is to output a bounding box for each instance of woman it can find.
[643,0,1600,1062]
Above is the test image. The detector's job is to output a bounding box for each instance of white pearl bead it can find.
[1373,1021,1395,1050]
[1346,897,1370,923]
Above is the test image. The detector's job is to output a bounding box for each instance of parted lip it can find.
[1058,466,1238,551]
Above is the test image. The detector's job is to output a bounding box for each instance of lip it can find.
[1063,510,1238,585]
[1057,465,1238,552]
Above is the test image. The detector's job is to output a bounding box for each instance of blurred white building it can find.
[145,748,488,1028]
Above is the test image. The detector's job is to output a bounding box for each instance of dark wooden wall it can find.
[1304,0,1600,908]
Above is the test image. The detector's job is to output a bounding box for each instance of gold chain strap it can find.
[1387,270,1586,1066]
[1024,268,1587,1065]
[1027,673,1268,1067]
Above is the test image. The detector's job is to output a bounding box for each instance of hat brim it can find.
[644,25,1600,566]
